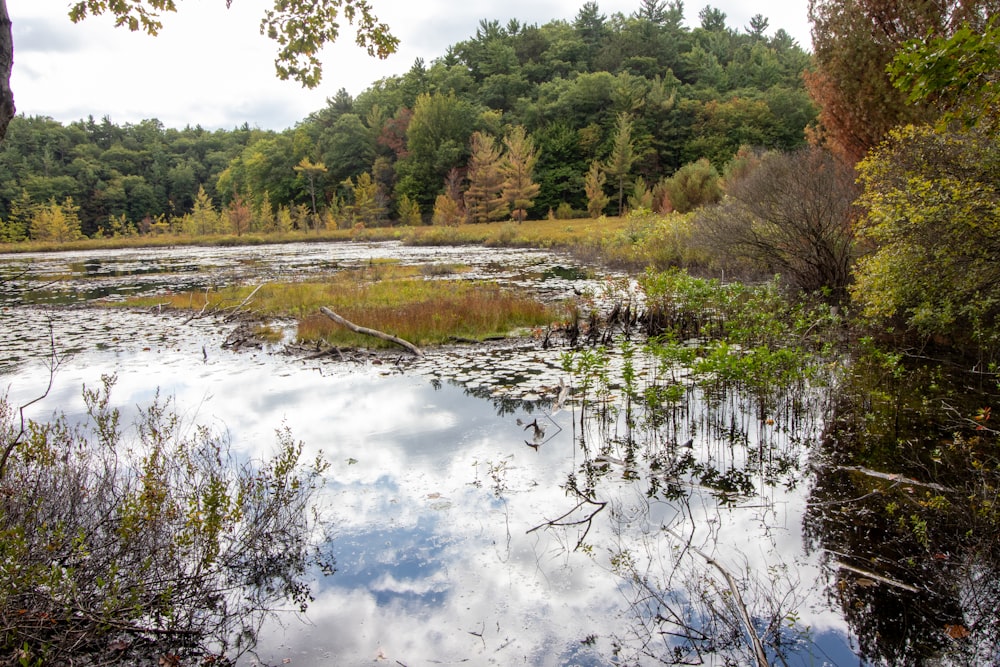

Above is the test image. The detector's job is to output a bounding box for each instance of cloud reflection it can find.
[1,304,858,665]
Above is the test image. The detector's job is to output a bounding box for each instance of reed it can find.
[119,266,561,348]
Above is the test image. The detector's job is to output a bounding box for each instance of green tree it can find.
[395,92,479,210]
[604,112,636,216]
[804,0,996,163]
[395,193,422,225]
[662,158,722,213]
[499,126,539,222]
[0,189,31,242]
[888,17,1000,133]
[5,0,392,139]
[183,185,222,235]
[343,172,385,225]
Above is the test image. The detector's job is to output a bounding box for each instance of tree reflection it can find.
[807,344,1000,666]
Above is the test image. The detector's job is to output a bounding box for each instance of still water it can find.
[1,242,861,665]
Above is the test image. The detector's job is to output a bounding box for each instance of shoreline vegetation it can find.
[0,214,700,273]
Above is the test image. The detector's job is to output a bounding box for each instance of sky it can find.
[9,0,812,132]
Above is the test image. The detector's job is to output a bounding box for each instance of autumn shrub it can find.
[693,147,858,298]
[0,376,332,665]
[852,124,1000,354]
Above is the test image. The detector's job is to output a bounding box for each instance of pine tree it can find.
[0,190,32,242]
[499,126,540,223]
[604,113,636,216]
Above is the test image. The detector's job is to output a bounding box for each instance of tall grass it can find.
[120,266,561,348]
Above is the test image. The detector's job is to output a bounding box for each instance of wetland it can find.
[2,240,998,666]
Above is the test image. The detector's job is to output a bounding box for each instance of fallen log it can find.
[833,559,920,592]
[319,306,423,357]
[835,465,955,493]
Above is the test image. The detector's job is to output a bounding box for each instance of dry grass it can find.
[119,265,562,348]
[1,214,705,274]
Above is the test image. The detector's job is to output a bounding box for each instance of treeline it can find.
[0,1,814,240]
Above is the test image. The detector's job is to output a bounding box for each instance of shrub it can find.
[0,376,332,664]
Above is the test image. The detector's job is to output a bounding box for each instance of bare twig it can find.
[664,527,771,667]
[527,490,606,551]
[223,283,266,322]
[0,323,60,481]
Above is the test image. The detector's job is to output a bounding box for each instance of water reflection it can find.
[0,243,876,665]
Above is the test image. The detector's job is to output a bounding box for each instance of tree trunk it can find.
[0,0,14,141]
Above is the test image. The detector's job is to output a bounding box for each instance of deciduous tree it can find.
[499,126,539,223]
[30,197,83,242]
[0,0,398,142]
[584,160,609,218]
[805,0,998,163]
[852,124,1000,347]
[294,157,328,228]
[464,131,507,223]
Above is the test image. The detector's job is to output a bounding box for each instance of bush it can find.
[0,376,332,665]
[693,148,858,298]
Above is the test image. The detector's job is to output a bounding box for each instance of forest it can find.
[0,2,813,239]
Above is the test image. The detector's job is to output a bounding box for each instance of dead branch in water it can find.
[223,283,265,322]
[526,490,606,551]
[664,527,771,667]
[835,465,955,493]
[318,306,423,357]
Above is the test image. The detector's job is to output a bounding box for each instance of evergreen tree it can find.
[604,113,637,216]
[0,190,32,242]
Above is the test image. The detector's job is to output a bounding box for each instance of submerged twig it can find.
[835,465,955,493]
[527,491,606,551]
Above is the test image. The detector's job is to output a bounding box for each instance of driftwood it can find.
[834,560,920,592]
[318,306,423,357]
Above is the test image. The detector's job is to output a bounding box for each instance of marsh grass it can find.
[1,215,704,274]
[121,265,560,348]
